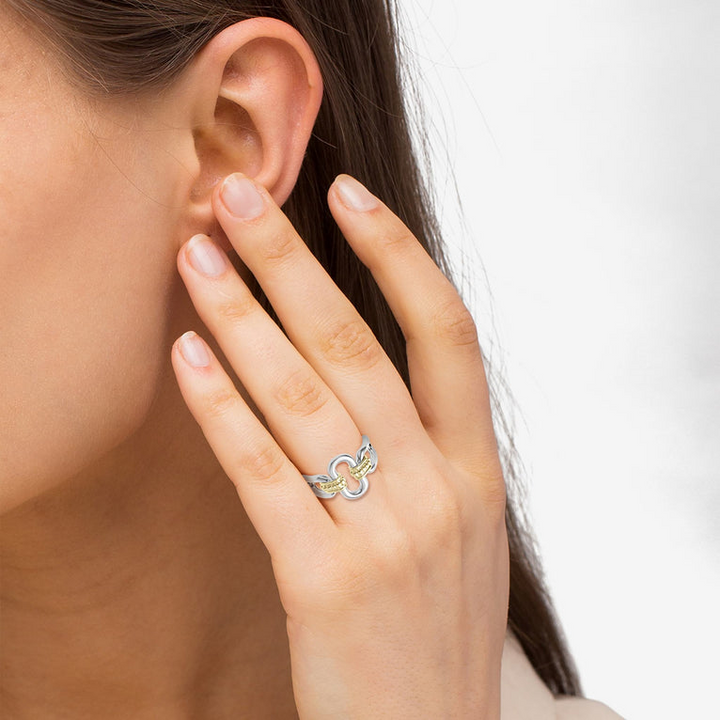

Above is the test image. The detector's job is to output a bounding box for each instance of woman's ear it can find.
[179,17,323,234]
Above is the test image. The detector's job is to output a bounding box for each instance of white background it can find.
[398,1,719,718]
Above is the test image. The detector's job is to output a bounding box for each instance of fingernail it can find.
[220,174,265,219]
[186,234,228,277]
[178,331,210,368]
[334,175,379,212]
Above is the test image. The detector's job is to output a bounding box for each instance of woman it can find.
[0,1,624,718]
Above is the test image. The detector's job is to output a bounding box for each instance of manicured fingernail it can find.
[178,331,210,368]
[334,175,379,212]
[186,234,228,277]
[220,174,265,219]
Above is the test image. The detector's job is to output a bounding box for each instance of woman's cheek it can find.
[0,21,192,514]
[0,155,181,515]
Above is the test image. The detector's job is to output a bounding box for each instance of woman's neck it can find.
[0,349,298,719]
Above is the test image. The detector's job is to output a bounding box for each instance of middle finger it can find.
[212,172,427,452]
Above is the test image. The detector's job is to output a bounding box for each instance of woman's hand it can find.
[171,172,510,720]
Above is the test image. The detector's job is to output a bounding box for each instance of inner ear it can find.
[214,97,259,154]
[212,96,263,175]
[193,96,263,204]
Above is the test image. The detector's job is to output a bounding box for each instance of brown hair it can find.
[7,0,583,697]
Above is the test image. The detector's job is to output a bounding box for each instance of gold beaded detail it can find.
[317,475,348,494]
[349,455,372,480]
[316,453,370,494]
[302,434,376,500]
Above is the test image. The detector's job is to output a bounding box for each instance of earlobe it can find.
[183,17,323,232]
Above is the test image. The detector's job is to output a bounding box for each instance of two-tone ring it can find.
[302,435,378,500]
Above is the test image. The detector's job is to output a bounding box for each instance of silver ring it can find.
[302,435,378,500]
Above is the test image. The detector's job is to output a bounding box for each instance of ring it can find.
[302,435,378,500]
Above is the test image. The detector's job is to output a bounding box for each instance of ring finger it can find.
[176,232,389,526]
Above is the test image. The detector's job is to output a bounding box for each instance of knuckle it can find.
[290,558,372,619]
[215,293,256,326]
[274,369,331,419]
[481,472,508,517]
[279,536,369,613]
[202,387,242,420]
[296,526,417,614]
[239,442,287,484]
[257,228,299,266]
[377,222,416,254]
[326,555,375,603]
[468,452,508,515]
[319,316,384,371]
[424,482,465,540]
[367,521,415,574]
[429,295,479,348]
[457,450,508,521]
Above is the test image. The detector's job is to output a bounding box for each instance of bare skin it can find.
[0,9,509,720]
[0,327,300,719]
[0,12,321,719]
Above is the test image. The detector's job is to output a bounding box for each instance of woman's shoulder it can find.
[501,628,626,720]
[555,696,626,720]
